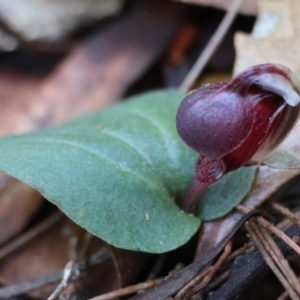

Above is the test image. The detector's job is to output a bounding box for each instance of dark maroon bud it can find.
[176,64,300,213]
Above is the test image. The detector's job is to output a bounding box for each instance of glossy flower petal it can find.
[176,64,300,173]
[176,64,300,213]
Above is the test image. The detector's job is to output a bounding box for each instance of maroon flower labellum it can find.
[176,64,300,213]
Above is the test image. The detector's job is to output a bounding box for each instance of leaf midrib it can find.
[10,137,170,200]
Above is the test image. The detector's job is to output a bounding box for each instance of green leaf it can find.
[262,150,300,169]
[0,90,200,253]
[0,90,256,253]
[196,167,256,221]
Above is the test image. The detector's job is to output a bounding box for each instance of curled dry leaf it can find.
[235,0,300,211]
[196,0,300,258]
[234,0,300,74]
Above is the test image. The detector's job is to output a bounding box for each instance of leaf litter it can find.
[0,0,299,299]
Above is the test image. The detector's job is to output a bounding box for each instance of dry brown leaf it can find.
[0,175,43,245]
[0,1,186,135]
[0,216,151,299]
[0,1,185,244]
[196,0,300,258]
[0,0,123,45]
[0,219,75,294]
[235,0,300,212]
[234,0,300,73]
[174,0,257,15]
[0,218,120,299]
[108,246,150,287]
[0,71,43,245]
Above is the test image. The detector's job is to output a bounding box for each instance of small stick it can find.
[173,267,212,300]
[225,243,251,263]
[277,206,300,230]
[272,203,300,228]
[178,0,244,93]
[246,221,299,300]
[147,254,166,280]
[205,270,230,293]
[0,250,109,299]
[48,261,74,300]
[174,239,232,300]
[260,226,300,296]
[87,278,164,300]
[277,276,300,300]
[195,240,233,290]
[237,205,300,256]
[0,212,62,261]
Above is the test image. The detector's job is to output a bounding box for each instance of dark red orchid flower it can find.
[176,64,300,213]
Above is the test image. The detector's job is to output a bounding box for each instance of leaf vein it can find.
[26,138,168,197]
[122,109,182,174]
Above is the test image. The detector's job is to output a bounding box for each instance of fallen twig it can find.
[173,267,213,300]
[225,242,251,263]
[205,270,230,293]
[130,211,260,300]
[48,261,74,300]
[238,202,300,297]
[272,203,300,228]
[0,250,109,299]
[174,240,232,300]
[146,254,166,281]
[88,278,164,300]
[260,226,300,295]
[277,276,300,300]
[207,223,300,300]
[0,212,62,261]
[178,0,244,92]
[237,205,300,256]
[246,220,299,300]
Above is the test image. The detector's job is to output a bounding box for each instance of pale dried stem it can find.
[225,242,251,263]
[272,202,300,228]
[237,205,300,256]
[87,278,164,300]
[205,270,231,293]
[196,240,232,290]
[259,226,300,296]
[0,212,62,261]
[174,240,232,300]
[246,221,299,300]
[173,267,212,300]
[0,250,109,299]
[178,0,244,93]
[277,276,300,300]
[48,261,74,300]
[277,207,300,230]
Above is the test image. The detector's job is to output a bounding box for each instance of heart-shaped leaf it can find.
[262,150,300,169]
[0,90,256,253]
[196,167,256,221]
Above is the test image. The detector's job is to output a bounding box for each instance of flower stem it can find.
[179,178,210,214]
